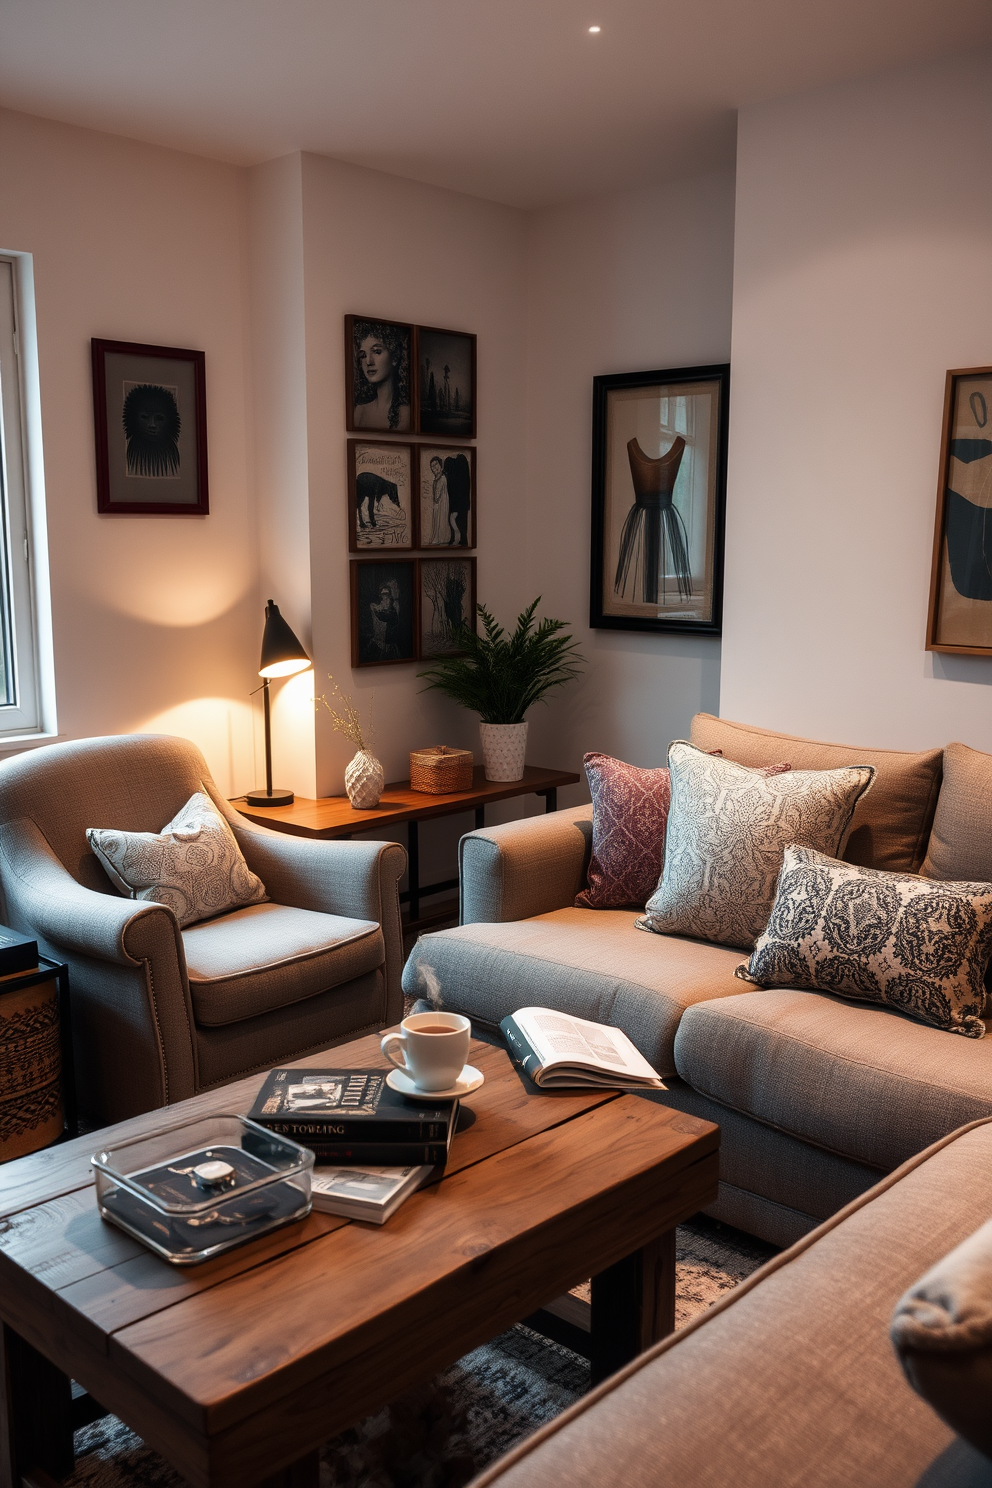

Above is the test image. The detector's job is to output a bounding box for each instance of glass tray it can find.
[92,1113,313,1265]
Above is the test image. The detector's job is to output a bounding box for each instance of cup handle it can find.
[380,1031,409,1071]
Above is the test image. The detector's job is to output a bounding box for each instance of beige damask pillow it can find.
[737,844,991,1038]
[636,741,875,950]
[87,790,268,928]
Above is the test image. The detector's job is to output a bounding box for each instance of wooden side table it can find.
[0,957,77,1163]
[235,764,581,927]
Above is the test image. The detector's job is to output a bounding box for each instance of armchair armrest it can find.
[459,805,592,924]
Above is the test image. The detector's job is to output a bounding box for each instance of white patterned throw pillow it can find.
[87,791,268,928]
[636,741,875,950]
[736,844,992,1038]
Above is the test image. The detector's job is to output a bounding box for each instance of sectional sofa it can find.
[402,714,992,1247]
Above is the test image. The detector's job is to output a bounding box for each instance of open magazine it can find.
[500,1007,666,1090]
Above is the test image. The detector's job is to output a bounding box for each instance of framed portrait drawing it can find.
[91,339,208,514]
[416,445,476,548]
[418,556,476,660]
[347,440,414,551]
[927,366,992,654]
[345,316,414,435]
[350,559,417,667]
[416,326,476,439]
[590,364,729,635]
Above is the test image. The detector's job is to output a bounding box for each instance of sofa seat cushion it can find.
[474,1120,992,1488]
[183,902,383,1027]
[674,987,992,1170]
[690,712,943,873]
[401,909,746,1073]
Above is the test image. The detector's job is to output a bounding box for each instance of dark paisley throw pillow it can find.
[737,844,992,1038]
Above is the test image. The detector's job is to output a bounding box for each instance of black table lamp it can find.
[246,600,312,808]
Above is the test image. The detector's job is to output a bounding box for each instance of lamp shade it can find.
[258,600,312,678]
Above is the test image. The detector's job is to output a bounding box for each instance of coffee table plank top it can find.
[233,765,580,838]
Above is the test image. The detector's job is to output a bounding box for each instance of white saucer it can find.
[386,1065,485,1100]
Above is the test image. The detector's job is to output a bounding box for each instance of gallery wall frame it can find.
[350,559,418,668]
[416,445,476,549]
[926,365,992,655]
[345,316,416,435]
[590,363,729,635]
[415,326,476,440]
[417,555,477,660]
[347,439,415,552]
[91,338,208,515]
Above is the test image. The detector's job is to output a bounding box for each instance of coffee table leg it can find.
[256,1447,320,1487]
[589,1228,677,1385]
[0,1323,74,1488]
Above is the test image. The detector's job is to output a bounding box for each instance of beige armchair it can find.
[0,734,405,1127]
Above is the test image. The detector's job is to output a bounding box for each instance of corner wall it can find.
[722,49,992,751]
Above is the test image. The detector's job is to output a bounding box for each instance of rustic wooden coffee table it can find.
[0,1033,718,1488]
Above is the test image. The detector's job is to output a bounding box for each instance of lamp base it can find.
[245,788,295,808]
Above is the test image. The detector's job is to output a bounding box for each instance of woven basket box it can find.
[409,746,474,794]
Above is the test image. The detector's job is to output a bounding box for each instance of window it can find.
[0,253,55,742]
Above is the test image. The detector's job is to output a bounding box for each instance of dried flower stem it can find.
[316,676,374,752]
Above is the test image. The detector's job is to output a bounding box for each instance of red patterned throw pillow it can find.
[576,751,791,911]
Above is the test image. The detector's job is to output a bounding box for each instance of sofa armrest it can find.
[231,819,407,1022]
[459,805,592,924]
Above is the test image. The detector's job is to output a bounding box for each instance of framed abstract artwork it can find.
[417,445,476,548]
[927,367,992,654]
[91,339,208,515]
[417,556,477,659]
[416,326,476,439]
[347,440,414,551]
[350,559,417,667]
[345,316,414,434]
[590,363,729,634]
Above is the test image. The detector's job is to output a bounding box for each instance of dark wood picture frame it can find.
[926,365,992,655]
[350,559,418,668]
[416,325,477,440]
[416,444,476,549]
[91,339,208,515]
[347,439,415,552]
[345,316,416,435]
[417,555,477,660]
[590,363,729,635]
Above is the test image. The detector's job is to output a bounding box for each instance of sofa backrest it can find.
[921,742,992,883]
[689,714,942,873]
[0,733,233,892]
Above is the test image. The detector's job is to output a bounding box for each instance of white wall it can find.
[722,49,992,751]
[523,171,736,789]
[0,108,258,794]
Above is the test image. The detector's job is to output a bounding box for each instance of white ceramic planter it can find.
[345,750,385,809]
[479,722,528,782]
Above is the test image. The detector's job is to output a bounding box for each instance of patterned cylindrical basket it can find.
[409,746,474,794]
[0,974,64,1162]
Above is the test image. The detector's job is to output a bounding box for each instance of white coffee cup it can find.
[381,1012,471,1092]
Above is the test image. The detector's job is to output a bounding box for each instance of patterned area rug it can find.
[65,1216,777,1488]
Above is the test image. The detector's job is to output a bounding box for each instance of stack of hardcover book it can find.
[247,1068,458,1167]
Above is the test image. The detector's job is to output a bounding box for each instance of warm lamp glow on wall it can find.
[246,600,312,808]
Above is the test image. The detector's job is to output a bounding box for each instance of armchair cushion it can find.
[183,902,383,1027]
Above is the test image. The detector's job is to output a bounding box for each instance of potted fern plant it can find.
[418,598,584,781]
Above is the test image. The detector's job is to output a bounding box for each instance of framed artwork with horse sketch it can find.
[347,440,414,551]
[417,445,475,548]
[590,364,729,635]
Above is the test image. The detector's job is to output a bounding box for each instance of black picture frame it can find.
[350,559,418,667]
[590,363,729,635]
[347,439,415,552]
[345,316,415,435]
[416,326,476,439]
[91,339,208,515]
[417,556,477,659]
[416,444,476,549]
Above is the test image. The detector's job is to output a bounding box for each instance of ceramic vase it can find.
[479,722,528,782]
[345,750,384,809]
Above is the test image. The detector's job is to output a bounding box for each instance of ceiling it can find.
[2,0,991,209]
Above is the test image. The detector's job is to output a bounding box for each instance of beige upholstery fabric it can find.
[673,988,992,1170]
[923,742,992,883]
[402,909,746,1071]
[184,903,382,1026]
[472,1120,992,1488]
[459,806,592,924]
[690,713,943,873]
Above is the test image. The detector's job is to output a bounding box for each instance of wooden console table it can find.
[235,765,580,927]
